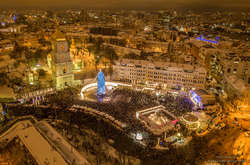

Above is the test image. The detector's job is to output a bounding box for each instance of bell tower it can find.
[50,29,74,90]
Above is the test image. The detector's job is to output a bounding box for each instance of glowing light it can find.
[196,35,219,44]
[190,90,203,108]
[80,82,131,98]
[13,15,16,23]
[144,26,152,32]
[136,132,143,141]
[136,112,139,119]
[107,86,112,90]
[19,98,24,104]
[172,120,179,124]
[97,70,106,96]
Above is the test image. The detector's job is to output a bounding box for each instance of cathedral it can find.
[69,38,83,71]
[48,30,74,90]
[69,37,96,72]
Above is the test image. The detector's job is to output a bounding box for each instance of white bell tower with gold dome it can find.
[50,29,74,90]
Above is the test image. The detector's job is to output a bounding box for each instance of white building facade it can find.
[113,59,207,89]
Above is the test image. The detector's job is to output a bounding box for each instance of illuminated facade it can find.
[181,113,200,130]
[69,38,96,71]
[49,30,74,90]
[69,38,84,71]
[188,38,224,81]
[113,59,206,89]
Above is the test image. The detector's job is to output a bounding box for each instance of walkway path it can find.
[36,121,90,165]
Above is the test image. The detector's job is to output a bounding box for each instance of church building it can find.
[48,30,74,90]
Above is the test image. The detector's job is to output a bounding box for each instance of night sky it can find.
[1,0,249,9]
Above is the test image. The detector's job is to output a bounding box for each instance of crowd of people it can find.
[161,93,194,117]
[75,88,160,131]
[3,87,200,165]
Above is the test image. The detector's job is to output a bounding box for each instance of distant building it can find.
[222,53,250,86]
[0,25,26,33]
[224,75,250,98]
[113,59,206,89]
[188,39,224,80]
[69,38,83,71]
[48,30,74,90]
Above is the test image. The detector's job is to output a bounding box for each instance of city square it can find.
[0,2,249,165]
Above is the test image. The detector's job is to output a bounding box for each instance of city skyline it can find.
[0,5,249,165]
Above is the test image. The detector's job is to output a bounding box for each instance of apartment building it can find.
[113,59,206,89]
[222,52,250,85]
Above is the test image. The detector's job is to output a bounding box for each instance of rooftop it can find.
[117,58,206,73]
[52,29,66,40]
[136,105,178,136]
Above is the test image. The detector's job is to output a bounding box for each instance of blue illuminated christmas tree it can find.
[97,69,106,96]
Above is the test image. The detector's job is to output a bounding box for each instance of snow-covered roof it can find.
[0,86,16,99]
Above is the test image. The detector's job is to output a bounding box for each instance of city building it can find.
[222,52,250,86]
[48,30,74,90]
[187,38,224,80]
[113,59,206,89]
[69,38,84,71]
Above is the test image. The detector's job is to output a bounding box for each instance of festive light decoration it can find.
[136,132,143,140]
[13,15,16,23]
[97,69,106,96]
[196,35,219,44]
[190,90,203,109]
